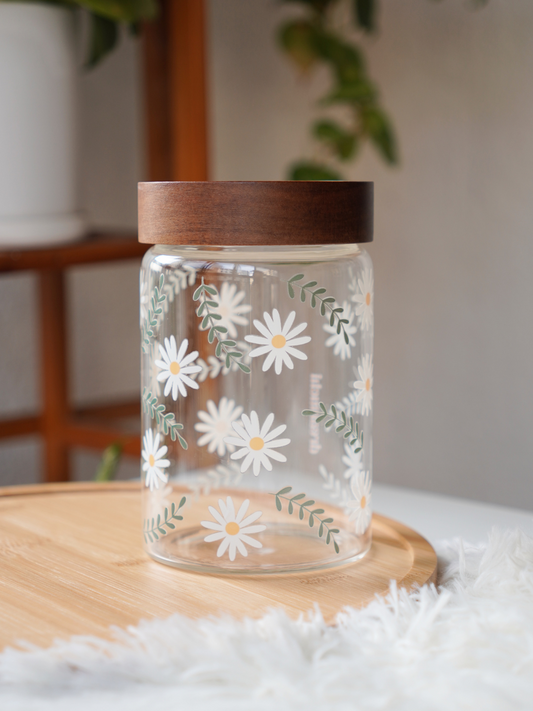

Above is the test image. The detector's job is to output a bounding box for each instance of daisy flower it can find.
[350,267,374,331]
[342,441,363,480]
[194,397,244,456]
[323,300,357,361]
[225,411,290,476]
[147,483,173,517]
[347,470,372,534]
[201,497,266,561]
[245,309,311,375]
[210,282,252,338]
[142,428,171,491]
[353,353,373,416]
[155,336,201,400]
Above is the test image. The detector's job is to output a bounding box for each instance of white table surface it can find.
[373,482,533,546]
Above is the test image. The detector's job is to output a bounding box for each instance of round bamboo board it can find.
[0,482,437,650]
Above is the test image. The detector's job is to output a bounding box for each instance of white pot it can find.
[0,2,85,247]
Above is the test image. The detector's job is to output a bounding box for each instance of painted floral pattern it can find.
[245,309,311,374]
[347,470,372,534]
[194,397,244,456]
[225,411,290,476]
[342,441,363,481]
[350,267,374,331]
[201,497,266,560]
[209,282,252,338]
[323,300,357,361]
[142,428,171,491]
[353,353,373,416]
[155,336,202,399]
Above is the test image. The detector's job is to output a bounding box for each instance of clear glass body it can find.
[140,244,374,574]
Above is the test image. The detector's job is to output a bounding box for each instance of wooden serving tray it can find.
[0,482,437,650]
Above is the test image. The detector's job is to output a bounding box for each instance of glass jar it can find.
[139,181,374,574]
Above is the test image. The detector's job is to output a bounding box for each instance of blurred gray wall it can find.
[1,0,533,508]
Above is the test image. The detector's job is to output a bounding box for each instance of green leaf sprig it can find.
[273,486,340,553]
[141,273,166,354]
[143,497,186,543]
[142,388,187,450]
[303,402,363,453]
[193,278,251,374]
[287,273,351,345]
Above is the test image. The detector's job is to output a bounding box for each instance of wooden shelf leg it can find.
[39,269,70,482]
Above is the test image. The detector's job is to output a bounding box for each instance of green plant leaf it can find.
[86,13,118,68]
[321,79,376,105]
[289,161,342,181]
[94,441,122,481]
[312,120,358,160]
[362,106,398,164]
[78,0,158,23]
[353,0,376,33]
[278,20,318,71]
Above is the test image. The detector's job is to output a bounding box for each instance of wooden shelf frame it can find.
[0,233,147,481]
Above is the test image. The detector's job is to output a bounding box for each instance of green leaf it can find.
[275,496,282,512]
[179,496,186,509]
[277,486,293,496]
[193,285,204,301]
[237,363,251,373]
[94,441,122,481]
[354,0,376,33]
[78,0,158,23]
[312,119,358,161]
[288,284,295,299]
[302,500,315,507]
[362,106,398,164]
[289,274,304,283]
[309,515,314,527]
[86,14,118,69]
[334,541,340,554]
[204,286,218,296]
[288,501,294,515]
[291,493,306,501]
[299,507,305,520]
[312,30,365,84]
[278,20,319,71]
[289,161,343,181]
[319,523,324,537]
[302,410,316,416]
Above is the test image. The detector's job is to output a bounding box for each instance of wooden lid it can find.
[138,181,373,246]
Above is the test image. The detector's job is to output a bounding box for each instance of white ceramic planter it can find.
[0,2,85,247]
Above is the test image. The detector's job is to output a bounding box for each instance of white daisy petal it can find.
[246,310,311,375]
[202,496,265,561]
[141,427,171,491]
[154,335,201,401]
[224,410,291,477]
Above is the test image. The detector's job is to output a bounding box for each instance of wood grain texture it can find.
[141,0,209,182]
[0,483,436,650]
[138,181,374,246]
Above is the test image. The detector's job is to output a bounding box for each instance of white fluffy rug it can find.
[1,528,533,711]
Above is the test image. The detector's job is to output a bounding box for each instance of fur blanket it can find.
[1,528,532,710]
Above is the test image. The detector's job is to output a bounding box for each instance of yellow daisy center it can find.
[365,292,371,306]
[360,496,367,509]
[170,361,180,375]
[271,334,286,349]
[249,436,264,451]
[365,378,371,391]
[225,521,240,535]
[148,454,155,467]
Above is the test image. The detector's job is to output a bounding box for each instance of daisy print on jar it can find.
[210,282,252,338]
[155,336,202,399]
[353,353,373,416]
[350,267,374,332]
[245,309,311,374]
[194,397,244,456]
[225,411,290,475]
[142,428,171,491]
[323,300,356,361]
[347,470,372,534]
[201,497,266,561]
